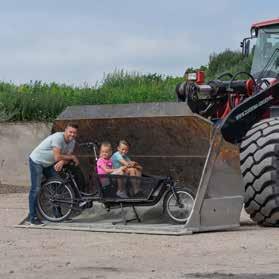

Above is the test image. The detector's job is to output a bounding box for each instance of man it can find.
[28,123,79,225]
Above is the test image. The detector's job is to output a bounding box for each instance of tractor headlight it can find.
[187,73,197,81]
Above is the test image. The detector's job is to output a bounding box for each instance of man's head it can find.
[64,123,78,142]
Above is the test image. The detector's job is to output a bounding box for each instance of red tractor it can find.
[176,18,279,226]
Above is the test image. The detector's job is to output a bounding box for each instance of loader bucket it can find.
[53,102,243,233]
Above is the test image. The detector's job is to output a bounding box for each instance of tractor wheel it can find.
[240,117,279,226]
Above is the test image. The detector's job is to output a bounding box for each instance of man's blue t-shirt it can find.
[111,151,130,168]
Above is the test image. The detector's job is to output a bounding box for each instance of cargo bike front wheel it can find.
[163,187,195,224]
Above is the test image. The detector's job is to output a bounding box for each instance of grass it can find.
[0,70,182,121]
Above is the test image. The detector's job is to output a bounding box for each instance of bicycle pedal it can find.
[79,201,93,209]
[85,201,93,208]
[79,201,87,207]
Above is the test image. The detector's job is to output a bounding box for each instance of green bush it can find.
[205,49,252,81]
[0,71,182,121]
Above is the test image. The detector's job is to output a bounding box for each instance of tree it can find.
[205,49,252,81]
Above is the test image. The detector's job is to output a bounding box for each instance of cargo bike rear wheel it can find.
[37,178,76,222]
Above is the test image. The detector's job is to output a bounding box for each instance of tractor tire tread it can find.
[240,117,279,226]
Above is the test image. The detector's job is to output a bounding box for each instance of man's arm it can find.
[53,147,79,165]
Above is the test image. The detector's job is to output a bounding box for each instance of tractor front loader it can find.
[177,18,279,226]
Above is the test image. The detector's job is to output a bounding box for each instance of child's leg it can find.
[111,169,127,197]
[126,168,136,176]
[134,169,142,176]
[126,167,142,195]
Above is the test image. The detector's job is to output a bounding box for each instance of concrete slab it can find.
[16,202,194,235]
[16,222,193,235]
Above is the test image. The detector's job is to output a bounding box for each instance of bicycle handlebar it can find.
[78,141,99,148]
[78,141,99,160]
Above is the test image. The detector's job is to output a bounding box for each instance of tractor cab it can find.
[243,18,279,80]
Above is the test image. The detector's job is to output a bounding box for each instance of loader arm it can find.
[220,82,279,144]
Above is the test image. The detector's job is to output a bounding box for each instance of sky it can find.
[0,0,279,85]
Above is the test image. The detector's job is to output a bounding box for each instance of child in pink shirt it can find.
[96,142,127,198]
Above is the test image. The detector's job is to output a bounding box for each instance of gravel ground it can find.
[1,193,279,279]
[0,184,28,194]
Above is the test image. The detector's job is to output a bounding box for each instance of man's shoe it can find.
[30,217,43,225]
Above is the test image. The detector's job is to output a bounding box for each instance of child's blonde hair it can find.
[118,140,130,147]
[100,142,112,152]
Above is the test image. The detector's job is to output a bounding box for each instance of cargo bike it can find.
[37,142,195,225]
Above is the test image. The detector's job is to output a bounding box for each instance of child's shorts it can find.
[111,169,123,175]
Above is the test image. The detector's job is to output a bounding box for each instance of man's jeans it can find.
[28,158,58,220]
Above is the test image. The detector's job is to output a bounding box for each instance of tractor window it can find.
[251,26,279,79]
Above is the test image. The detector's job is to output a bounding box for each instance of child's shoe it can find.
[116,191,129,199]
